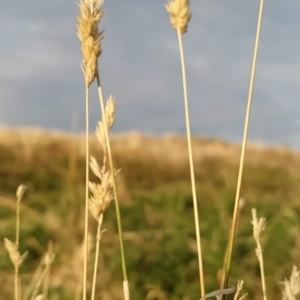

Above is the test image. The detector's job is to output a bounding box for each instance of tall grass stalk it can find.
[83,89,90,300]
[221,0,265,290]
[77,1,105,298]
[177,31,205,296]
[96,75,130,300]
[166,0,205,295]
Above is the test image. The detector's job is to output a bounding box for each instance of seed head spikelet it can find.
[281,265,300,300]
[4,238,28,268]
[89,156,120,220]
[77,0,104,87]
[251,209,266,241]
[16,185,27,202]
[89,98,119,221]
[95,96,116,149]
[166,0,191,34]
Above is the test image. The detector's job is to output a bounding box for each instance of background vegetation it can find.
[0,128,299,299]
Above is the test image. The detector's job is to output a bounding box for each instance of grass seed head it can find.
[16,184,27,202]
[105,96,116,130]
[281,265,300,300]
[88,174,114,220]
[251,208,266,240]
[95,96,116,148]
[4,238,28,267]
[166,0,191,34]
[77,0,104,87]
[88,160,121,220]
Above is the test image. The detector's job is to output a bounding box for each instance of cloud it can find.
[0,0,299,148]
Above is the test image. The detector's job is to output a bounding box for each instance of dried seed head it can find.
[90,156,102,179]
[251,208,266,240]
[88,171,115,219]
[77,0,104,87]
[89,180,114,220]
[281,265,300,300]
[95,96,116,148]
[16,184,27,202]
[105,96,116,130]
[88,156,121,220]
[96,121,106,148]
[166,0,191,34]
[4,238,28,267]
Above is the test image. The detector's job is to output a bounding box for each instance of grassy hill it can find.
[0,127,300,299]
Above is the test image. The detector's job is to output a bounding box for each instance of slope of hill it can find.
[0,127,299,299]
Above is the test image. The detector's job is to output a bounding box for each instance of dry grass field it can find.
[1,127,300,299]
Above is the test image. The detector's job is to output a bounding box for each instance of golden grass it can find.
[0,127,298,168]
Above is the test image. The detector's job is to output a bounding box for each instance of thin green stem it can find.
[96,74,130,300]
[83,87,89,300]
[177,30,205,297]
[91,214,103,300]
[221,0,265,290]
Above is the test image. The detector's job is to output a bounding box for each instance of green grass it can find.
[0,133,300,299]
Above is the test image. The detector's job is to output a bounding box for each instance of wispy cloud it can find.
[0,0,299,148]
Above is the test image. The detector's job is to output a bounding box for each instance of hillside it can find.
[0,127,300,299]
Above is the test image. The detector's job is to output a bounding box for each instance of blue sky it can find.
[1,1,299,148]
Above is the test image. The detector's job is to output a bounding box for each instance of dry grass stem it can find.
[88,97,123,299]
[22,257,47,300]
[22,248,55,300]
[166,0,204,296]
[42,242,55,300]
[96,78,130,300]
[73,234,94,300]
[222,0,265,289]
[90,214,104,300]
[77,1,105,299]
[83,89,90,300]
[280,265,300,300]
[29,269,47,300]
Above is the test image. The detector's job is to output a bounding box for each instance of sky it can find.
[1,1,300,148]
